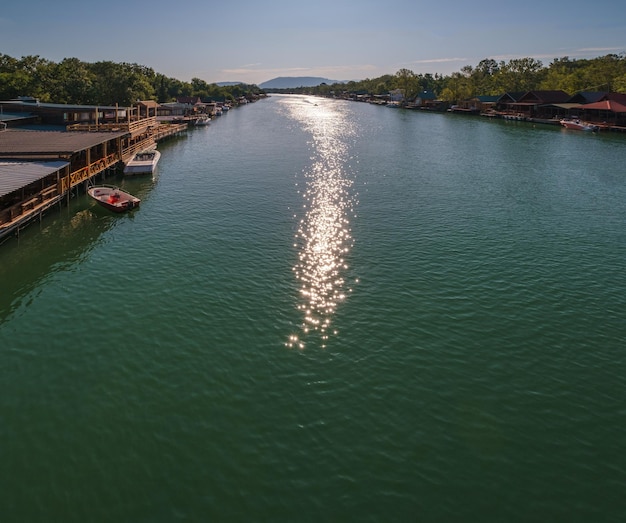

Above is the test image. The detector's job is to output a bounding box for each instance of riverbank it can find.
[0,96,265,243]
[330,89,626,133]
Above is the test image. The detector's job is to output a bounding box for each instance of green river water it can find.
[1,94,625,522]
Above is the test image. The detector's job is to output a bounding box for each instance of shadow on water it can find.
[0,175,156,323]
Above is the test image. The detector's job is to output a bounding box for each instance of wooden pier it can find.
[0,111,187,242]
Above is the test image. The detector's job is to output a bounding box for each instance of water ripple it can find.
[282,97,358,349]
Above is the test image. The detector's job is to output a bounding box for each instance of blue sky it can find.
[1,0,624,85]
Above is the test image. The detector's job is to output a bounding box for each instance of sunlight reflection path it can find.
[283,97,358,349]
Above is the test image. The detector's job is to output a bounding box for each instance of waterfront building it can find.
[0,99,186,241]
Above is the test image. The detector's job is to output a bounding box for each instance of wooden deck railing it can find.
[152,122,187,141]
[121,138,156,163]
[67,117,157,133]
[0,179,68,228]
[59,152,120,193]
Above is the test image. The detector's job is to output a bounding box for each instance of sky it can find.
[1,0,624,85]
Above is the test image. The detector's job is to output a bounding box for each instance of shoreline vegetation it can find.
[1,53,625,108]
[265,54,626,101]
[0,54,264,107]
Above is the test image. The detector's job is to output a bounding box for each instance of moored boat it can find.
[560,118,599,131]
[88,186,140,213]
[193,115,211,126]
[123,148,161,175]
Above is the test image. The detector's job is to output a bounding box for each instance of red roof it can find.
[581,100,626,113]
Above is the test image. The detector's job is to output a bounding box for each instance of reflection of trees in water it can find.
[0,176,153,322]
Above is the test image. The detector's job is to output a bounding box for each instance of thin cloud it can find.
[411,57,467,64]
[576,47,623,53]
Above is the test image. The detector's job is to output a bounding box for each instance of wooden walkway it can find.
[0,119,187,241]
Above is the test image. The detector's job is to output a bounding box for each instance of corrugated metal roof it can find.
[0,129,127,157]
[0,160,69,197]
[0,112,34,122]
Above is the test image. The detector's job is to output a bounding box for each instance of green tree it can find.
[441,71,473,101]
[154,73,171,102]
[0,55,53,100]
[394,68,419,102]
[612,73,626,93]
[49,58,95,104]
[471,59,500,95]
[417,73,439,93]
[500,57,545,91]
[88,61,155,105]
[586,53,625,91]
[191,77,210,98]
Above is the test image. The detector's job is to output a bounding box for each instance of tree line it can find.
[0,54,264,106]
[1,53,625,106]
[276,54,626,101]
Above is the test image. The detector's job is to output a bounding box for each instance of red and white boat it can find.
[560,118,599,132]
[88,186,140,213]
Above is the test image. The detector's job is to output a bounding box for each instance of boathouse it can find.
[450,95,499,114]
[0,99,187,241]
[0,98,129,127]
[496,90,570,119]
[0,128,126,240]
[577,93,626,128]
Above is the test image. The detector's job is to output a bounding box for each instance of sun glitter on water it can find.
[283,97,357,349]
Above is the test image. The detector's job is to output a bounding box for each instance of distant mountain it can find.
[216,81,245,86]
[258,76,341,89]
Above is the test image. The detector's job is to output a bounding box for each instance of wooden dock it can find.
[0,116,187,242]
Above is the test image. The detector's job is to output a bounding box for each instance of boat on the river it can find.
[88,186,140,213]
[193,115,211,126]
[560,118,599,132]
[123,147,161,175]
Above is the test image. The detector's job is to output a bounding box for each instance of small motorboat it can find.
[560,119,599,132]
[193,115,211,126]
[123,148,161,175]
[88,186,140,213]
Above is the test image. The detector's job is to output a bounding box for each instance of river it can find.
[1,94,625,522]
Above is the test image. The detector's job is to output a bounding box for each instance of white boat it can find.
[88,186,140,213]
[193,115,211,126]
[560,119,599,132]
[123,148,161,175]
[503,113,526,121]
